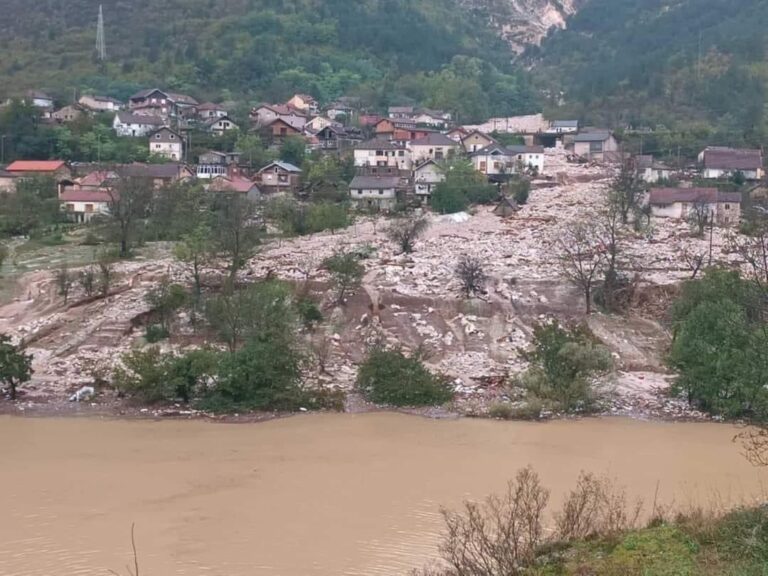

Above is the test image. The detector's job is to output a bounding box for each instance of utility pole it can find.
[96,5,107,61]
[1,135,5,165]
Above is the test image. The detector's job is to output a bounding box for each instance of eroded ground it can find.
[0,150,743,418]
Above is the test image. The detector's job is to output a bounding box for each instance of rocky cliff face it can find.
[463,0,584,52]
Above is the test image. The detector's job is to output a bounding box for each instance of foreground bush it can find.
[417,468,768,576]
[357,347,453,407]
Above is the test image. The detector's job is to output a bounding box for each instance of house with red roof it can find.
[6,160,71,180]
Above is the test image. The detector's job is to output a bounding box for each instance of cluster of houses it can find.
[1,88,764,226]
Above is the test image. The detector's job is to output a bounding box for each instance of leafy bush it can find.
[201,338,305,411]
[114,347,220,404]
[519,322,613,412]
[356,347,453,407]
[296,295,323,330]
[144,324,169,343]
[487,400,543,420]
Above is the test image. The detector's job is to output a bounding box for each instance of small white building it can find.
[636,155,675,183]
[408,133,458,164]
[354,139,412,170]
[548,120,579,134]
[113,111,165,137]
[413,160,444,202]
[149,127,184,161]
[196,102,228,120]
[649,187,742,226]
[698,147,764,180]
[59,188,112,223]
[349,175,399,210]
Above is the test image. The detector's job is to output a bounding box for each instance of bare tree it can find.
[558,220,605,314]
[79,266,96,297]
[609,157,644,224]
[387,216,430,254]
[687,199,711,237]
[455,256,487,298]
[97,256,115,297]
[55,266,74,304]
[439,467,550,576]
[106,173,153,258]
[730,210,768,294]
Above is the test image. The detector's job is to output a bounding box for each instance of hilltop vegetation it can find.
[0,0,537,122]
[531,0,768,144]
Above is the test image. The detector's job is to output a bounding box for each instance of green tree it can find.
[145,280,187,334]
[205,280,296,353]
[279,135,307,167]
[235,133,274,170]
[669,269,767,418]
[324,250,364,305]
[431,159,496,214]
[0,334,33,401]
[106,173,153,258]
[211,193,260,284]
[357,347,453,407]
[55,266,74,304]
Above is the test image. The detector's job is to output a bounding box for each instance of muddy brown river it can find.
[0,414,765,576]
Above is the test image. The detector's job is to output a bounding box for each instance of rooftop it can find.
[6,160,67,172]
[701,147,763,171]
[649,187,742,204]
[349,175,400,189]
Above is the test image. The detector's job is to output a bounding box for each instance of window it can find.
[480,161,487,172]
[725,204,731,210]
[379,190,383,195]
[66,203,74,212]
[589,141,602,153]
[170,134,175,139]
[376,150,383,156]
[85,204,94,213]
[156,134,161,139]
[398,151,405,157]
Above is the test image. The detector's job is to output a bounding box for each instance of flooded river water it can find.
[0,414,765,576]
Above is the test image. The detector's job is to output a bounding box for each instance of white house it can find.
[636,155,675,183]
[548,120,579,134]
[59,188,112,223]
[471,144,545,177]
[196,151,240,180]
[349,175,399,210]
[649,187,742,226]
[408,133,458,163]
[698,147,764,180]
[461,130,497,154]
[113,111,165,137]
[354,139,412,170]
[149,127,184,161]
[414,160,444,202]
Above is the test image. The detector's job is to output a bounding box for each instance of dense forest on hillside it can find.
[530,0,768,145]
[0,0,537,121]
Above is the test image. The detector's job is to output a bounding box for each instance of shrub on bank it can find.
[356,347,453,407]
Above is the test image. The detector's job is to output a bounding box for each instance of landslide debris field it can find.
[0,151,746,418]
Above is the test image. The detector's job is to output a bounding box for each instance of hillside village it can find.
[0,85,765,420]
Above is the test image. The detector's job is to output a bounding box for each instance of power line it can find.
[96,5,106,61]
